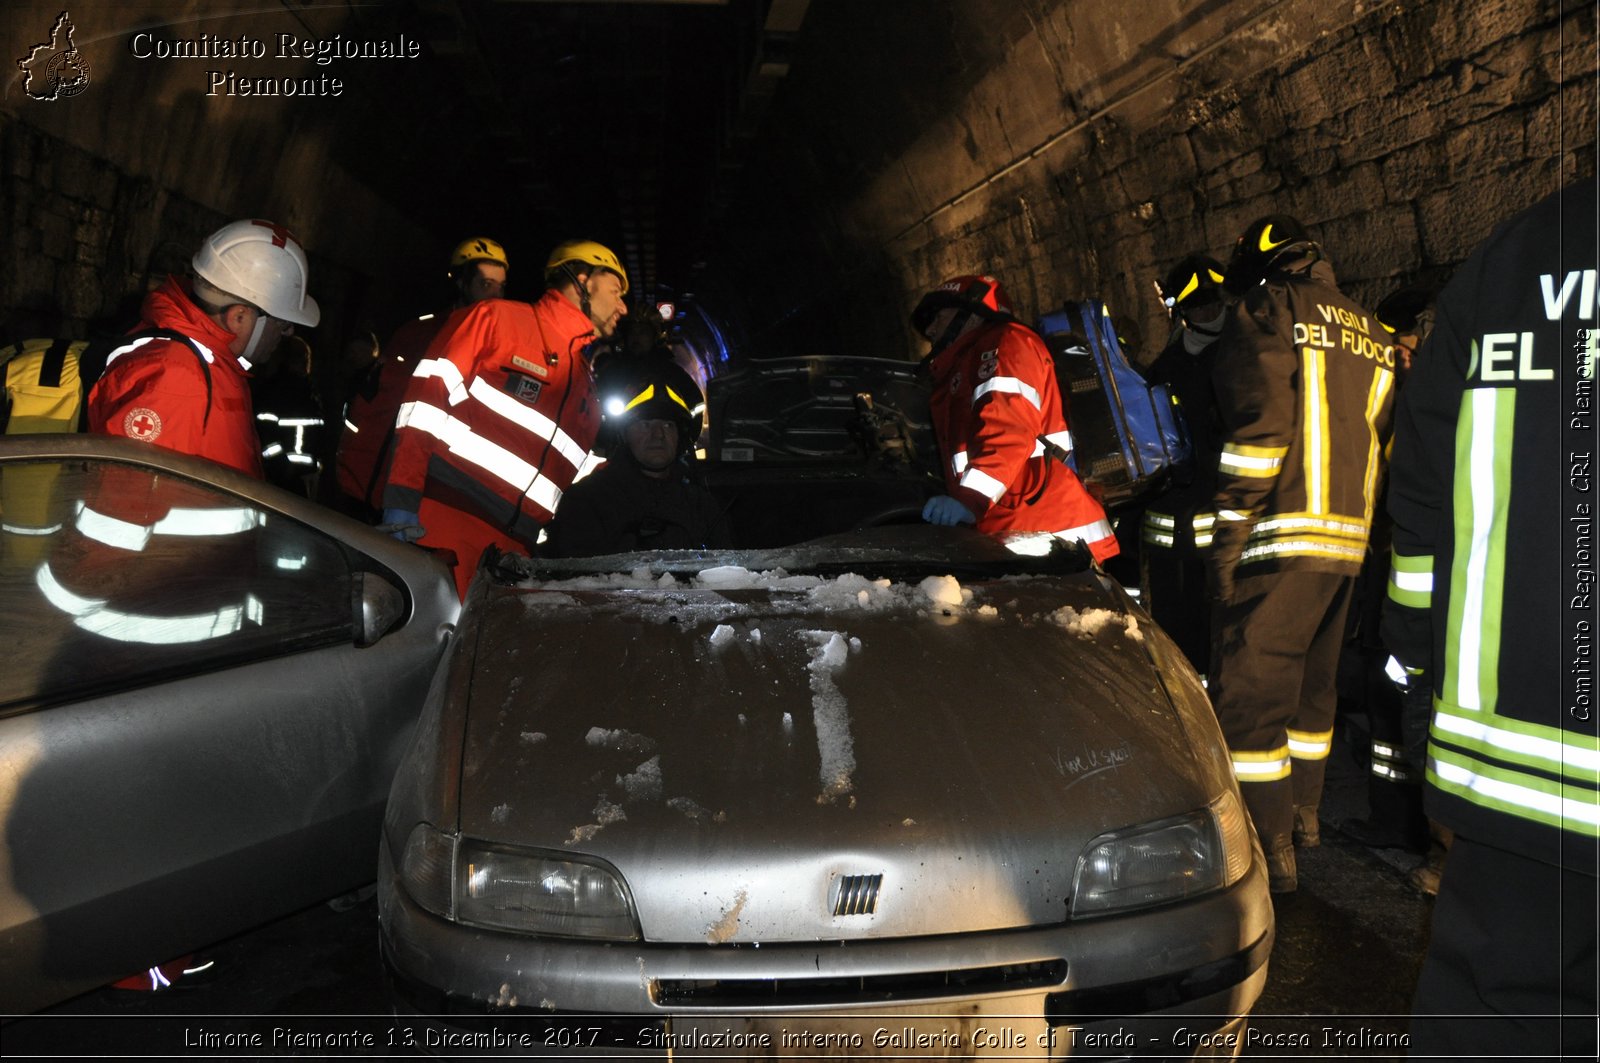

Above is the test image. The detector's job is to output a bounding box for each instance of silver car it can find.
[0,436,458,1014]
[378,523,1272,1057]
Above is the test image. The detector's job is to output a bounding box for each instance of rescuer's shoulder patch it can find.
[123,407,162,441]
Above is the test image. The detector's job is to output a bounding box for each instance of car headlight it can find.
[458,843,639,940]
[397,824,640,940]
[1070,790,1253,918]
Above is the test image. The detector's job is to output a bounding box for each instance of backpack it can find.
[0,329,210,435]
[1034,300,1192,509]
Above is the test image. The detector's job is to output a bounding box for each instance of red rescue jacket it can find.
[926,318,1118,562]
[334,314,445,510]
[382,291,602,549]
[86,277,263,478]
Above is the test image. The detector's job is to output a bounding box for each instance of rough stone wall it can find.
[771,0,1598,363]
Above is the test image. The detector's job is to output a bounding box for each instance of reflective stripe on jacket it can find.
[86,276,262,478]
[382,291,600,549]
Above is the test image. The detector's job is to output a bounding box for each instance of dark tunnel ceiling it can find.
[324,0,812,304]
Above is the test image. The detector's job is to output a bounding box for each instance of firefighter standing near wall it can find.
[1206,215,1397,893]
[1382,177,1597,1058]
[380,240,628,598]
[87,219,320,474]
[1338,285,1441,872]
[1138,254,1231,677]
[911,275,1118,563]
[334,237,510,517]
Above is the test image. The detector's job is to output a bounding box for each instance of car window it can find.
[0,458,355,714]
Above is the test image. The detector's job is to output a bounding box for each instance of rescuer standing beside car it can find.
[1205,216,1396,893]
[335,237,510,517]
[910,274,1118,563]
[87,218,321,475]
[380,240,628,598]
[1382,176,1597,1059]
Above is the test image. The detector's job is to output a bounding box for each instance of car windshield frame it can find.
[494,525,1096,586]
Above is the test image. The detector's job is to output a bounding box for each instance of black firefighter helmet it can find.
[598,355,705,458]
[1225,215,1319,296]
[1158,253,1228,327]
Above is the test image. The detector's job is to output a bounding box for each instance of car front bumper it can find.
[377,835,1272,1058]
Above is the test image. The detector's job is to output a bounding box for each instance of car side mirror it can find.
[355,571,406,647]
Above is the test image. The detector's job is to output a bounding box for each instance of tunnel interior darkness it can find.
[1,0,1595,386]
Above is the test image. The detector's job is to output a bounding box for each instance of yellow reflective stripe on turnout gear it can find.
[1445,388,1512,714]
[1218,443,1287,478]
[1387,550,1434,608]
[1231,746,1291,781]
[1287,727,1334,760]
[1302,345,1330,512]
[1432,704,1600,785]
[1363,364,1394,525]
[1429,747,1600,837]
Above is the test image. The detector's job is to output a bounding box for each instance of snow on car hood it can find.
[452,551,1216,943]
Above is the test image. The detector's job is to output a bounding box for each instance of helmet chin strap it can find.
[237,313,270,369]
[562,264,593,319]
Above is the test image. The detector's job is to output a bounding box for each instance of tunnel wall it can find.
[1,0,436,368]
[740,0,1597,363]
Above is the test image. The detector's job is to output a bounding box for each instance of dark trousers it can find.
[1410,834,1598,1058]
[1209,569,1354,844]
[1141,546,1211,677]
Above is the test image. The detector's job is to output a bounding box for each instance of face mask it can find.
[237,313,270,369]
[1180,305,1226,354]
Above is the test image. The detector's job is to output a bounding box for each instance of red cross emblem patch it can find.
[124,407,162,441]
[250,219,295,248]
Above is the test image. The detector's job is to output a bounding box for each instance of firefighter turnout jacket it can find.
[1140,327,1224,557]
[1210,256,1396,590]
[383,290,603,549]
[926,318,1118,562]
[86,277,264,478]
[1381,178,1599,873]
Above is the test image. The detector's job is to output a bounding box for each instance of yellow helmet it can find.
[545,239,629,295]
[448,237,508,272]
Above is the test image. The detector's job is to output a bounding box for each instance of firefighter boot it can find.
[1264,837,1298,894]
[1292,804,1320,849]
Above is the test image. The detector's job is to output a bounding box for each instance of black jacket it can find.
[1140,328,1223,556]
[542,452,733,558]
[1381,177,1599,873]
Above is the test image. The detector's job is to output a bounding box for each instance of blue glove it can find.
[378,507,425,543]
[921,495,976,527]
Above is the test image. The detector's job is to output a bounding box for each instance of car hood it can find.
[450,552,1223,943]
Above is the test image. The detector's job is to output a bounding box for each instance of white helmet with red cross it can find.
[192,219,321,327]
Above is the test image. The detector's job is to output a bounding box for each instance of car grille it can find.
[831,873,882,916]
[654,960,1067,1008]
